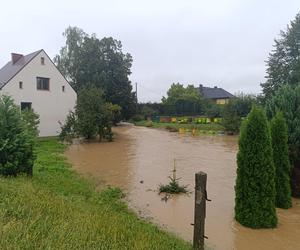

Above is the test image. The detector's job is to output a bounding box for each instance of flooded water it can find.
[66,124,300,250]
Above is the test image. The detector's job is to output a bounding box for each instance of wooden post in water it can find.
[193,171,207,250]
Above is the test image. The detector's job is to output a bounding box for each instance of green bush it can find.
[21,108,40,138]
[0,95,37,176]
[235,106,277,228]
[222,94,257,133]
[271,112,292,208]
[222,101,241,134]
[59,111,78,141]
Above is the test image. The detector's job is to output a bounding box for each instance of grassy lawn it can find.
[0,138,192,250]
[134,120,224,132]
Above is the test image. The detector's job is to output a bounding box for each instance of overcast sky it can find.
[1,0,300,102]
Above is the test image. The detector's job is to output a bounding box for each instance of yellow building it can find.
[198,84,234,105]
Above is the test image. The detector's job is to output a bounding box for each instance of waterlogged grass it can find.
[135,120,224,133]
[0,138,192,250]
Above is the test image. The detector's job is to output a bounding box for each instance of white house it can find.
[0,49,77,137]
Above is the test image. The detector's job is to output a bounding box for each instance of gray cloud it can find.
[1,0,299,102]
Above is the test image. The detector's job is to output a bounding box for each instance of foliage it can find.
[222,93,257,133]
[108,103,122,125]
[54,26,136,119]
[159,180,188,194]
[0,95,37,176]
[221,101,241,133]
[134,120,224,132]
[159,164,188,194]
[140,105,158,119]
[261,13,300,100]
[130,114,144,122]
[162,83,205,115]
[0,138,192,249]
[59,88,120,141]
[76,87,113,141]
[235,106,277,228]
[21,108,40,138]
[59,111,78,142]
[266,85,300,196]
[270,112,292,208]
[204,101,223,118]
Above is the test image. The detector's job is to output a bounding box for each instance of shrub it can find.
[59,88,115,142]
[270,112,292,208]
[21,108,40,138]
[59,111,78,142]
[0,95,37,176]
[222,101,241,134]
[235,106,277,228]
[222,94,257,133]
[131,114,144,122]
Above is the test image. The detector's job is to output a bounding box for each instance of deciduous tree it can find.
[54,26,136,119]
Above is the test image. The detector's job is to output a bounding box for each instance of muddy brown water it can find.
[66,124,300,250]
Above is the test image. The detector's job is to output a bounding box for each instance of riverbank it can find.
[134,120,225,133]
[0,137,192,249]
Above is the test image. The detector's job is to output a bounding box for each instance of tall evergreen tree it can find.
[235,106,277,228]
[261,13,300,100]
[270,112,292,208]
[266,85,300,196]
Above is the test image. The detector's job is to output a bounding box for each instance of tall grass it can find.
[0,138,192,249]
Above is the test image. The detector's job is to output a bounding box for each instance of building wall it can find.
[0,50,77,136]
[216,98,229,105]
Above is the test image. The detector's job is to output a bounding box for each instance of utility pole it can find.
[135,82,138,104]
[135,82,138,113]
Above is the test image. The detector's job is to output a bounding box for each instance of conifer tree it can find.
[0,95,37,176]
[271,112,292,208]
[261,13,300,100]
[235,106,277,228]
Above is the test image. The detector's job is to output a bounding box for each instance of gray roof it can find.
[0,50,42,89]
[198,85,235,99]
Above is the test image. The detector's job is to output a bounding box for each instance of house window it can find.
[62,85,65,92]
[21,102,32,110]
[37,77,50,90]
[41,57,45,65]
[19,81,23,89]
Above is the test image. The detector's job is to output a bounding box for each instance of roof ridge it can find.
[0,50,42,89]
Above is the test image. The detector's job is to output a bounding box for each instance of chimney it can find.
[214,86,218,88]
[199,84,203,92]
[11,53,23,64]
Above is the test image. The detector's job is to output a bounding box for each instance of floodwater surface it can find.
[66,124,300,250]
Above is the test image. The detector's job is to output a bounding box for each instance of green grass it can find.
[134,120,224,133]
[0,138,192,250]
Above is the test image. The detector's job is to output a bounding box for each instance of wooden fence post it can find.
[193,171,207,250]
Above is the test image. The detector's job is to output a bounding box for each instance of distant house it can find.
[198,84,234,104]
[0,49,77,136]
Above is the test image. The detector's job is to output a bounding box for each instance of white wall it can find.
[1,50,77,137]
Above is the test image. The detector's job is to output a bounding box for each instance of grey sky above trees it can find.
[1,0,299,102]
